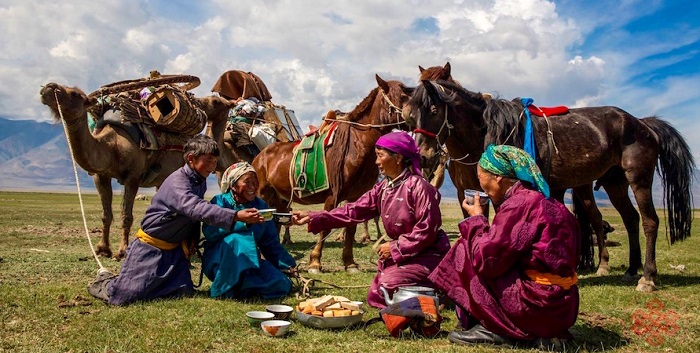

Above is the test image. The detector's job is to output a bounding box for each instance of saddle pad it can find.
[528,105,569,117]
[291,130,331,197]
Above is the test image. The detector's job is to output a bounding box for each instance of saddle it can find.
[290,121,339,198]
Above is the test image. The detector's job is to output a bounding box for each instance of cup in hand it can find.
[464,189,489,206]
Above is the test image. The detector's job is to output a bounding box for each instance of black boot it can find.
[448,324,515,347]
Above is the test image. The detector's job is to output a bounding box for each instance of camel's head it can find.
[195,95,236,123]
[40,83,95,123]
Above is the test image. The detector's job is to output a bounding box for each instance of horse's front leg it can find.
[94,175,113,258]
[118,178,140,260]
[307,231,325,274]
[342,224,359,273]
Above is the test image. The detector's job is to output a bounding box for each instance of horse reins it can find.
[412,92,478,166]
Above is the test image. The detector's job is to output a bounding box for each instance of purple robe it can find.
[429,182,580,340]
[308,170,450,309]
[106,164,236,306]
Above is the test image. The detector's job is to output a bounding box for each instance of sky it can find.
[2,0,699,161]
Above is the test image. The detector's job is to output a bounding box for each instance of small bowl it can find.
[464,189,490,206]
[246,311,275,327]
[258,208,276,222]
[261,319,291,337]
[266,304,293,320]
[273,212,293,225]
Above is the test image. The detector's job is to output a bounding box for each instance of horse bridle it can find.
[412,84,477,166]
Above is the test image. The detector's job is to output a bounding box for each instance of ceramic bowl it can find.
[273,212,293,225]
[260,319,291,337]
[266,304,294,320]
[246,311,275,327]
[464,189,490,206]
[257,208,276,222]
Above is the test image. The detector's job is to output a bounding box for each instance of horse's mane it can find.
[344,87,380,123]
[483,97,528,148]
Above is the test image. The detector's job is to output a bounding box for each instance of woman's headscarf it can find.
[478,144,550,198]
[220,162,256,193]
[375,131,422,175]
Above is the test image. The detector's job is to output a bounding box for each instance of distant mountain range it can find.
[0,117,698,207]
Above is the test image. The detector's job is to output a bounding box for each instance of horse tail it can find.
[640,116,695,243]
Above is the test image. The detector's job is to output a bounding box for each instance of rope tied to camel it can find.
[54,92,105,271]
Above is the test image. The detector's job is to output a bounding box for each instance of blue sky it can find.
[1,0,699,161]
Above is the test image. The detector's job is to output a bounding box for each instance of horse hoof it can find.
[346,266,360,274]
[636,278,657,292]
[307,268,321,275]
[595,267,610,276]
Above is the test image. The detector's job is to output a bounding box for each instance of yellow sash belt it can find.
[136,228,192,257]
[524,269,578,290]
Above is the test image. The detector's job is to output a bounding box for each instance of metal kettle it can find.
[379,285,439,307]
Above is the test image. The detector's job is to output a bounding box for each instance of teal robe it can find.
[202,193,296,299]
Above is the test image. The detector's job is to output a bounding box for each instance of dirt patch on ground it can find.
[11,224,102,239]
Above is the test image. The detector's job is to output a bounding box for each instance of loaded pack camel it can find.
[40,77,241,259]
[40,83,187,259]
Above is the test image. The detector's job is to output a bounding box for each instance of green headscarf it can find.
[478,144,550,198]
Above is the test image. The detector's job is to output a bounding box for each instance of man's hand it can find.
[237,208,264,224]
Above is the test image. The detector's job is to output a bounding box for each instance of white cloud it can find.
[0,0,698,159]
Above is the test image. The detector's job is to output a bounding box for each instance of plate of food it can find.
[295,295,364,329]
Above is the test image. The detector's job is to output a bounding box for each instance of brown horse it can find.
[403,78,694,292]
[253,75,413,273]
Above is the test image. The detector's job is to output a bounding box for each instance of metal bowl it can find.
[295,310,364,329]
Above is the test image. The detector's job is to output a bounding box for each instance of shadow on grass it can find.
[579,272,700,288]
[567,320,628,352]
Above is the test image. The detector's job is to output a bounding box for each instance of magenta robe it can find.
[308,170,450,309]
[429,182,580,340]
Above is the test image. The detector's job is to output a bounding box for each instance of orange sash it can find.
[524,269,578,290]
[135,228,192,258]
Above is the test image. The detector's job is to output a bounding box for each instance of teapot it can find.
[379,285,439,307]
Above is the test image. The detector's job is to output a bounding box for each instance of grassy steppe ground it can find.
[1,191,699,352]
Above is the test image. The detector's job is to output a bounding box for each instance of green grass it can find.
[1,191,700,352]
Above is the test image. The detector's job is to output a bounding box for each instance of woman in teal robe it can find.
[202,162,296,299]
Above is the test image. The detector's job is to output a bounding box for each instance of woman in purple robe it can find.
[429,144,580,348]
[292,131,450,309]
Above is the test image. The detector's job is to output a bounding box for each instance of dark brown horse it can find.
[253,75,413,273]
[403,78,694,291]
[416,65,606,269]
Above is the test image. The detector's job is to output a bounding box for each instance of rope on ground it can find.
[283,269,369,299]
[55,92,105,271]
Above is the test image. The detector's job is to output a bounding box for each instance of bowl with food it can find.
[266,304,294,320]
[260,319,291,337]
[273,212,293,225]
[257,208,277,222]
[246,311,275,327]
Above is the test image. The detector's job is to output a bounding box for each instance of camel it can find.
[40,83,187,259]
[40,84,247,259]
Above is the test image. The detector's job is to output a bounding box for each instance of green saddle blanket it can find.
[292,131,330,197]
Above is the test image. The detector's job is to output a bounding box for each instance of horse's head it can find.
[402,79,452,168]
[419,62,452,81]
[374,74,414,128]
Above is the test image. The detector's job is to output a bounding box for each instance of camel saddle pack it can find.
[290,116,339,198]
[89,86,205,152]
